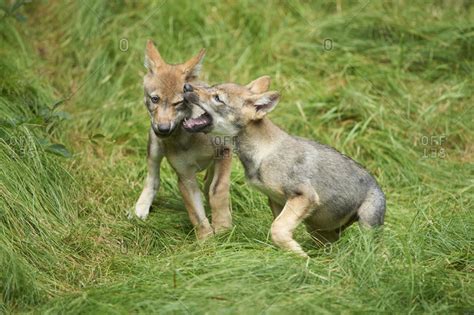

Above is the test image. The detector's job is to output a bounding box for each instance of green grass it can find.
[1,0,473,313]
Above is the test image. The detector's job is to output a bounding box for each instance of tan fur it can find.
[135,40,232,239]
[183,76,385,256]
[271,195,314,258]
[246,76,271,94]
[207,149,232,232]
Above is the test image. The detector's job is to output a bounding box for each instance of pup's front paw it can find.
[196,225,214,240]
[134,203,151,220]
[212,212,233,234]
[212,222,233,234]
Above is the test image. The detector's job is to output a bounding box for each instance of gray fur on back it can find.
[237,119,386,231]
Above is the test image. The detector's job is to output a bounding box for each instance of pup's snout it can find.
[183,83,193,93]
[157,123,171,133]
[152,122,172,136]
[183,90,199,104]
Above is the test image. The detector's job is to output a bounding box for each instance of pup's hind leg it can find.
[271,192,316,258]
[308,229,340,245]
[268,198,283,219]
[306,212,358,245]
[358,186,386,228]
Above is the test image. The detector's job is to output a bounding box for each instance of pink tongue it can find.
[183,119,192,129]
[184,116,207,129]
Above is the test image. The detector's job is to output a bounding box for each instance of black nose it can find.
[183,83,193,93]
[157,123,171,133]
[153,123,171,135]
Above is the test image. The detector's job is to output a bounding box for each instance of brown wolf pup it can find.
[182,77,386,256]
[134,40,232,240]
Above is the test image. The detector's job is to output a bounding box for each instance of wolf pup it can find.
[134,40,232,240]
[182,77,385,256]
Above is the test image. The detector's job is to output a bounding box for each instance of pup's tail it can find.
[357,185,386,227]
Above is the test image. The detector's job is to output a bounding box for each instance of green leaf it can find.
[45,143,72,158]
[37,138,49,146]
[50,111,71,120]
[26,116,44,125]
[39,108,51,119]
[91,133,105,140]
[89,133,106,145]
[14,13,26,22]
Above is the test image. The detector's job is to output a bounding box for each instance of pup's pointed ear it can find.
[145,40,165,73]
[182,48,206,81]
[246,76,271,94]
[248,91,280,120]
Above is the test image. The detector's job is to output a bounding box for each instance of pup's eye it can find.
[213,94,223,103]
[150,96,160,104]
[172,100,184,106]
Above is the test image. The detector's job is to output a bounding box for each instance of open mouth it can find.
[182,104,212,132]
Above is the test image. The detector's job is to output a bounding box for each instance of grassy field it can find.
[1,0,473,313]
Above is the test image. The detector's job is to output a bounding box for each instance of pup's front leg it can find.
[178,174,213,240]
[135,129,163,219]
[208,149,233,233]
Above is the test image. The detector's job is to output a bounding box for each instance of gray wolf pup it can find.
[134,40,232,239]
[182,77,385,256]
